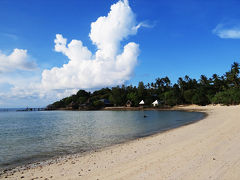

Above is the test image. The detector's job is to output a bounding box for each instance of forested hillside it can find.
[47,62,240,110]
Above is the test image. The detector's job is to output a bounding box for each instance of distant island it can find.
[47,62,240,110]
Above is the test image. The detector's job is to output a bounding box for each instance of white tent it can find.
[139,100,145,105]
[152,100,159,107]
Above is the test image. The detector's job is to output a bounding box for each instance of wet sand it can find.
[1,105,240,180]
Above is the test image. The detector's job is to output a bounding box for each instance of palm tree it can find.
[200,75,209,86]
[184,75,190,82]
[231,62,240,87]
[177,77,185,95]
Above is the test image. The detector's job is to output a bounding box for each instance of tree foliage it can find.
[47,62,240,109]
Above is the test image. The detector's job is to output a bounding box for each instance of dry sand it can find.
[1,105,240,180]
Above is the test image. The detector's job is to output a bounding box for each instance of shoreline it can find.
[0,108,206,173]
[46,105,203,111]
[2,105,240,179]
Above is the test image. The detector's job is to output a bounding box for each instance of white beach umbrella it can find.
[152,100,159,107]
[152,100,158,105]
[139,100,145,105]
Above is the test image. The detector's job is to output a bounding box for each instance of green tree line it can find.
[48,62,240,110]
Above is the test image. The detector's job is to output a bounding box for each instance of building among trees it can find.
[126,100,132,107]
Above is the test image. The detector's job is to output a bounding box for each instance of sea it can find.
[0,110,205,170]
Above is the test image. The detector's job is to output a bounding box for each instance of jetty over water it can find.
[17,107,46,111]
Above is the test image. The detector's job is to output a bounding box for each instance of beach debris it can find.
[213,158,216,160]
[31,177,38,180]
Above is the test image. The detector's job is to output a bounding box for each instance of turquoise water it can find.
[0,110,204,170]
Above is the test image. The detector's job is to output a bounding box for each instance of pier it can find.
[17,107,46,111]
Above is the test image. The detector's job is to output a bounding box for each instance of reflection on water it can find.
[0,110,204,169]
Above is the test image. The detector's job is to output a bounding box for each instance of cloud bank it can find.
[213,23,240,39]
[0,0,144,107]
[0,49,37,72]
[41,0,140,90]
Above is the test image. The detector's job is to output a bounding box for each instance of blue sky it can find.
[1,0,240,107]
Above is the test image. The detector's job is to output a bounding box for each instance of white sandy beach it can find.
[1,105,240,180]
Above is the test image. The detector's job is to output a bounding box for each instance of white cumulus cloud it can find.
[41,0,141,90]
[213,23,240,39]
[0,48,37,72]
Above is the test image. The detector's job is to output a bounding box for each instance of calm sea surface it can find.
[0,110,204,170]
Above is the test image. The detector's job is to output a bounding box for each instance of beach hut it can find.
[126,100,132,107]
[152,100,159,107]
